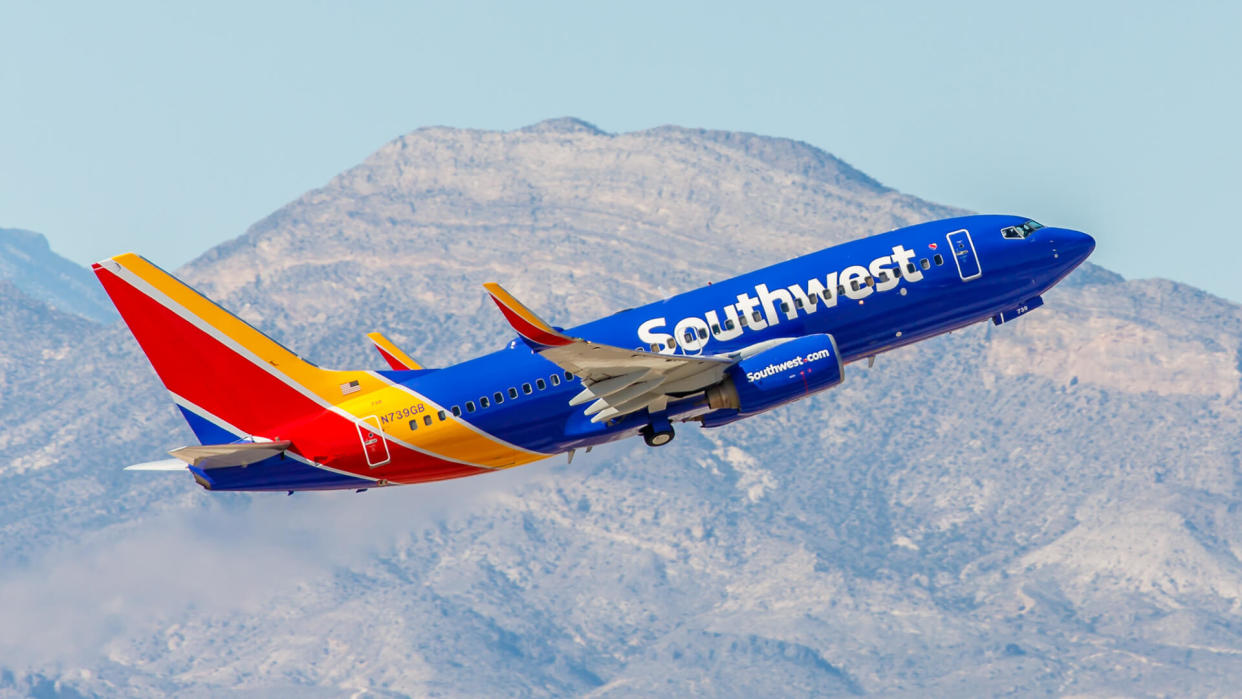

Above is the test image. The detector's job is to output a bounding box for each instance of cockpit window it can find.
[1002,220,1043,239]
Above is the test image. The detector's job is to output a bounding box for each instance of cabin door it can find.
[356,416,391,468]
[947,229,982,281]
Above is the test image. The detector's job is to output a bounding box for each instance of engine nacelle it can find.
[705,334,844,416]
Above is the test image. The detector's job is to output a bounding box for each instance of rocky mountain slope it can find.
[2,118,1240,697]
[0,227,115,323]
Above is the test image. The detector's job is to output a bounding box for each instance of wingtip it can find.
[366,331,423,370]
[482,282,574,347]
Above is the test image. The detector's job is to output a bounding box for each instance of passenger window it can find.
[906,263,917,274]
[494,391,504,403]
[423,414,433,426]
[876,272,888,283]
[697,327,707,340]
[508,387,518,399]
[479,396,490,409]
[409,419,418,430]
[683,330,694,342]
[665,339,675,349]
[752,311,762,322]
[725,318,736,330]
[523,383,532,395]
[865,276,874,287]
[850,280,860,292]
[465,401,475,413]
[565,371,574,381]
[934,254,944,266]
[536,378,546,390]
[920,258,931,270]
[779,301,789,313]
[794,298,803,308]
[710,323,720,333]
[551,374,560,386]
[437,410,446,421]
[452,405,461,417]
[838,285,846,295]
[821,290,832,301]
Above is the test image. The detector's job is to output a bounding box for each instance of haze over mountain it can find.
[2,118,1240,696]
[0,227,115,324]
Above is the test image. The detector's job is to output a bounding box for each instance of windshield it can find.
[1002,220,1043,239]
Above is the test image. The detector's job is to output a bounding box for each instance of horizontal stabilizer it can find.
[125,458,189,472]
[367,331,424,370]
[168,440,293,469]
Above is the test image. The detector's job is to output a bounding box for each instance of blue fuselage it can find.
[389,215,1094,454]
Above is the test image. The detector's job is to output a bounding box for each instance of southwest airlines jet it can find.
[95,215,1094,493]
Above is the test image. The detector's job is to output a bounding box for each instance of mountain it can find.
[2,119,1240,697]
[0,227,116,323]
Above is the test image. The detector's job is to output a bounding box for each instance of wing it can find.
[484,283,733,423]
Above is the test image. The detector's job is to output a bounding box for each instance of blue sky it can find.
[3,1,1240,300]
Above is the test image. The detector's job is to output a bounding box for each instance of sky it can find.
[2,1,1241,300]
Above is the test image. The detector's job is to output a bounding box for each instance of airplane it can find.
[96,214,1095,492]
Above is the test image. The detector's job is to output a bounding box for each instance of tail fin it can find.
[93,254,365,444]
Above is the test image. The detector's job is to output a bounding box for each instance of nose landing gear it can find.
[641,417,675,447]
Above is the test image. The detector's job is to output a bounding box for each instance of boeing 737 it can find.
[96,215,1094,492]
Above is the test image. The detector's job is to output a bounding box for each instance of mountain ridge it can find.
[1,120,1239,696]
[0,227,116,323]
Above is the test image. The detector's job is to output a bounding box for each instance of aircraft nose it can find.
[1056,228,1095,267]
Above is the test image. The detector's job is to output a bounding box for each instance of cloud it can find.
[0,466,552,671]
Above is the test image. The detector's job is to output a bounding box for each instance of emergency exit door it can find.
[947,229,982,281]
[357,416,391,468]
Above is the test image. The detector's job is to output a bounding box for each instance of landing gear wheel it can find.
[642,424,675,447]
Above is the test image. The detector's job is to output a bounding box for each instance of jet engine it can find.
[704,334,844,418]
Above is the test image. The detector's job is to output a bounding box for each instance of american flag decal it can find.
[340,380,361,395]
[929,242,938,250]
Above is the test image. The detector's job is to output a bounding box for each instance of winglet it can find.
[366,332,424,370]
[483,283,575,347]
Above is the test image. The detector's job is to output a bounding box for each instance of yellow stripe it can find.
[339,384,548,469]
[113,254,549,468]
[366,331,423,370]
